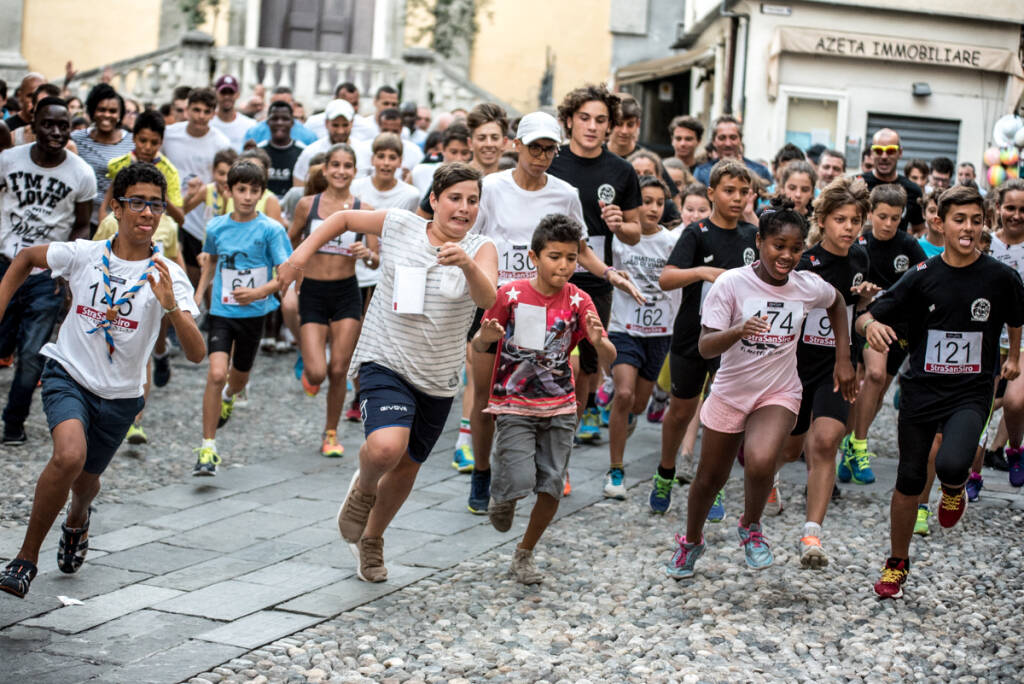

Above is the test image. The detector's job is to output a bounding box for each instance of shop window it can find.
[785,97,838,150]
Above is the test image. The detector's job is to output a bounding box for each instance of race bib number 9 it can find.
[801,305,853,348]
[924,330,982,374]
[740,298,802,345]
[221,267,268,306]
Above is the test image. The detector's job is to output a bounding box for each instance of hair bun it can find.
[769,195,797,212]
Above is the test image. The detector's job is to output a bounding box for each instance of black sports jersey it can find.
[858,230,927,290]
[666,218,758,355]
[857,173,924,232]
[795,242,869,382]
[549,145,642,294]
[869,254,1024,421]
[259,140,305,198]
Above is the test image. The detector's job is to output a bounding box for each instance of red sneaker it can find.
[937,487,967,528]
[345,406,361,422]
[873,557,909,599]
[0,355,12,368]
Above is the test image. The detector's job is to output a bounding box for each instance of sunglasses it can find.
[118,197,168,214]
[871,145,900,156]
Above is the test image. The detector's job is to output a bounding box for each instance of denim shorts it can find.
[41,360,144,475]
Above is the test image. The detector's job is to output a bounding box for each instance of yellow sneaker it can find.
[321,430,344,458]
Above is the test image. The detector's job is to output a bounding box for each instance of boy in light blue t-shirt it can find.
[192,161,292,474]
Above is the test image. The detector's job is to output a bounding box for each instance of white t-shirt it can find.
[350,114,379,144]
[350,176,422,288]
[350,209,493,397]
[353,138,425,179]
[471,169,587,286]
[41,239,199,399]
[990,234,1024,349]
[292,137,333,184]
[304,111,327,140]
[609,229,680,337]
[411,161,441,194]
[210,111,256,151]
[0,144,96,260]
[161,123,232,241]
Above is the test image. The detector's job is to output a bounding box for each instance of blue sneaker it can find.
[837,434,853,483]
[847,448,876,484]
[577,407,601,443]
[467,468,490,514]
[737,521,773,569]
[966,473,983,502]
[707,489,725,522]
[603,467,626,499]
[649,473,673,514]
[293,353,304,381]
[893,385,901,410]
[452,444,474,473]
[664,534,705,580]
[599,406,610,428]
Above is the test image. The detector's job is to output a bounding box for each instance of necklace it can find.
[85,234,156,363]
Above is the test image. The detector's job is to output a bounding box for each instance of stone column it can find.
[0,0,29,83]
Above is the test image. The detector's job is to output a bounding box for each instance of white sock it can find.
[202,438,216,450]
[222,386,234,402]
[803,521,822,538]
[152,349,168,359]
[455,418,472,448]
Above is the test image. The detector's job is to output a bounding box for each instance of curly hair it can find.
[111,162,167,200]
[531,213,584,254]
[557,83,621,133]
[809,176,869,244]
[759,196,808,239]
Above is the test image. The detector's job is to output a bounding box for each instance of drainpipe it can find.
[720,0,750,121]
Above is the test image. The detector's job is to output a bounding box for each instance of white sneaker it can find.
[234,386,249,408]
[799,534,829,569]
[603,468,627,500]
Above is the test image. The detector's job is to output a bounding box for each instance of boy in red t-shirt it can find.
[473,214,616,584]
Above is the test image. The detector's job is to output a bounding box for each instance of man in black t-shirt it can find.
[857,129,924,234]
[257,101,304,198]
[547,84,642,448]
[4,73,45,132]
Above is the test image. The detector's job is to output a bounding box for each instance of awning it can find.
[615,47,714,86]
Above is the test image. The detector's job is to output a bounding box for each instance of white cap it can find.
[516,111,562,145]
[325,99,355,121]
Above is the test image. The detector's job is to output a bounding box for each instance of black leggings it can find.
[895,407,987,496]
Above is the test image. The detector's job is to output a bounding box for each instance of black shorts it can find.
[609,332,671,382]
[467,307,485,343]
[576,287,612,375]
[886,338,910,377]
[207,314,265,372]
[896,407,987,496]
[792,375,849,436]
[179,228,203,269]
[669,350,718,400]
[360,285,375,311]
[299,276,362,325]
[358,362,455,463]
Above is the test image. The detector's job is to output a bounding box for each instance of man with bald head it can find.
[5,73,45,131]
[857,128,925,233]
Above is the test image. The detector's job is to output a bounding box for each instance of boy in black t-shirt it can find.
[547,84,642,447]
[258,101,305,198]
[859,186,1024,599]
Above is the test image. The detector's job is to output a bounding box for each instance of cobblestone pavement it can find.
[1,351,1022,683]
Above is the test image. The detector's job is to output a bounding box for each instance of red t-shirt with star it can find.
[482,279,601,417]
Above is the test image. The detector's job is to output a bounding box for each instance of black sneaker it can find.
[153,354,171,387]
[0,559,38,598]
[2,422,26,445]
[984,447,1009,472]
[467,468,491,514]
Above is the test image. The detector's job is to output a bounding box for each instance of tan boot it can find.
[357,536,388,583]
[337,470,375,543]
[509,547,543,585]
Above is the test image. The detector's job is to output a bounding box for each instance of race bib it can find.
[497,239,534,284]
[513,303,547,351]
[221,267,268,306]
[801,305,854,348]
[924,330,982,374]
[626,294,672,336]
[741,298,802,345]
[392,266,426,314]
[313,219,358,256]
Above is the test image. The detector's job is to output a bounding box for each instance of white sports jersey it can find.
[608,229,679,337]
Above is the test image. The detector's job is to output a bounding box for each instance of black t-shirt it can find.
[667,218,758,355]
[857,173,924,232]
[795,242,869,383]
[259,140,304,198]
[869,254,1024,420]
[548,145,642,294]
[858,230,927,290]
[5,114,27,131]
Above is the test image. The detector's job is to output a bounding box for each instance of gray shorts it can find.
[491,412,576,502]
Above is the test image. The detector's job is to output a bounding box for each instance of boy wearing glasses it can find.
[857,128,925,234]
[0,163,204,598]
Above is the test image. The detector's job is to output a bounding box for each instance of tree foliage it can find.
[179,0,221,30]
[409,0,488,60]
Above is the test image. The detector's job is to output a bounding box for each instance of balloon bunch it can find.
[986,114,1024,188]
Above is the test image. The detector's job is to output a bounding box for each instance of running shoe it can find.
[301,372,321,397]
[737,520,773,569]
[913,505,931,536]
[599,406,610,428]
[966,472,983,502]
[0,355,12,368]
[338,470,375,543]
[874,557,909,599]
[563,471,572,497]
[275,339,291,353]
[2,422,26,445]
[467,468,491,514]
[847,449,876,485]
[234,386,249,408]
[799,534,828,569]
[603,467,626,500]
[1007,447,1024,487]
[355,536,387,583]
[488,498,516,532]
[646,389,668,424]
[153,354,171,387]
[577,407,601,443]
[345,405,361,422]
[664,534,705,580]
[293,353,304,381]
[192,444,221,476]
[452,444,474,473]
[217,394,236,428]
[937,487,967,528]
[260,337,276,352]
[707,489,725,522]
[0,559,37,598]
[984,447,1009,471]
[649,473,673,514]
[836,434,853,483]
[510,547,544,585]
[321,430,344,458]
[595,378,614,408]
[125,424,148,445]
[767,475,783,516]
[57,509,91,574]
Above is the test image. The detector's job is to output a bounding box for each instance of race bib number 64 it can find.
[924,330,982,374]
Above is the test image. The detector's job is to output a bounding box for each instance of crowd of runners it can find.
[0,70,1022,603]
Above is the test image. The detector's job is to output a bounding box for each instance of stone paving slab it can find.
[153,578,326,621]
[130,482,238,509]
[142,556,267,592]
[91,541,219,574]
[89,639,246,684]
[257,495,340,521]
[4,650,107,683]
[22,583,183,633]
[143,497,263,531]
[274,564,436,617]
[195,609,323,648]
[88,524,173,552]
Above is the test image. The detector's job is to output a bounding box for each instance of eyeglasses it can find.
[871,145,900,156]
[118,197,168,214]
[526,142,558,159]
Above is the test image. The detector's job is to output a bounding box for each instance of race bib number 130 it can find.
[924,330,982,374]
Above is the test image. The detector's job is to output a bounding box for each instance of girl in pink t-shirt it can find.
[665,199,857,580]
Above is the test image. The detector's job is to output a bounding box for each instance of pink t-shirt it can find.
[701,263,836,413]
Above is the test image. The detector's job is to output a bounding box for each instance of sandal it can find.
[57,508,92,574]
[0,559,38,598]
